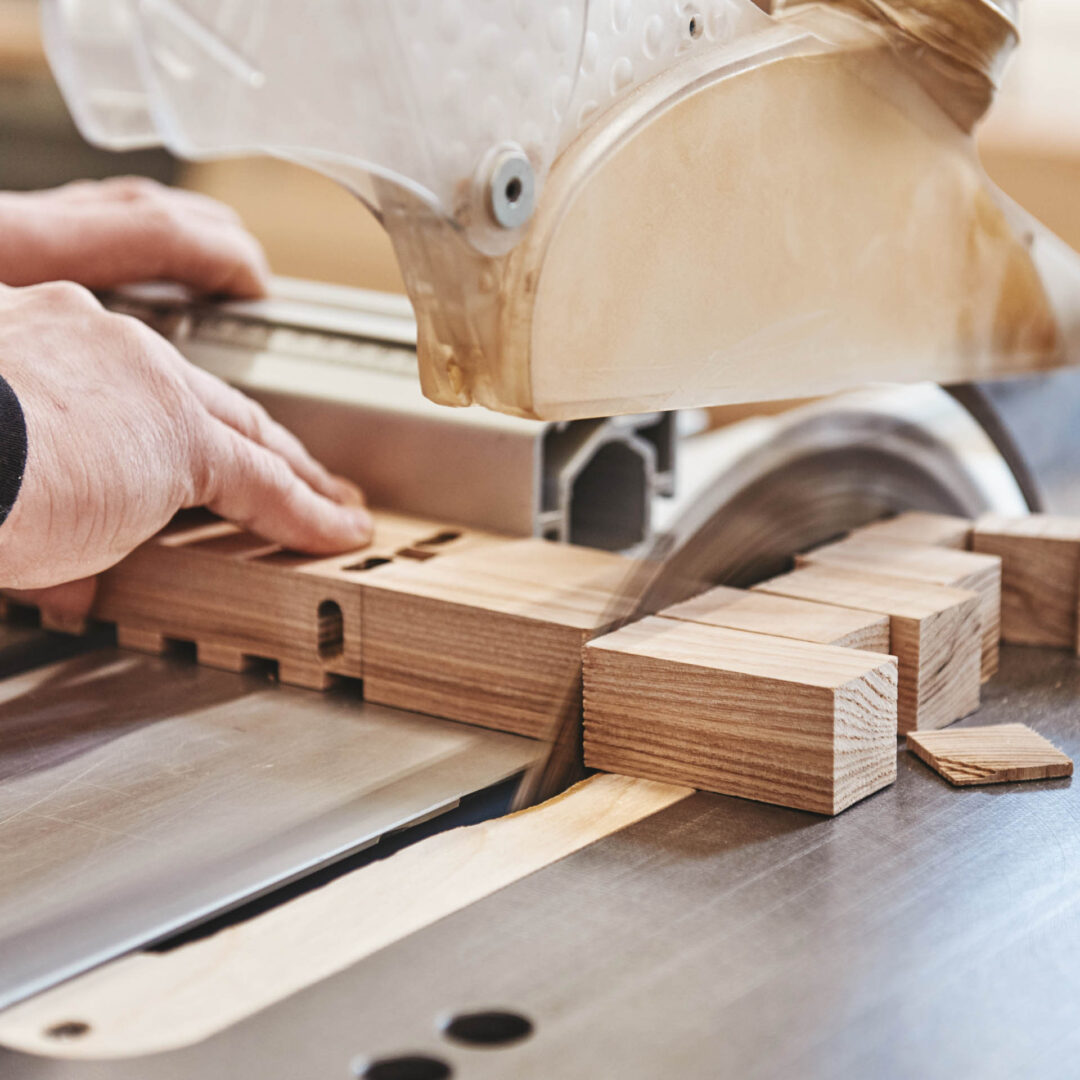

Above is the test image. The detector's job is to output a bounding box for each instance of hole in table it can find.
[355,1054,452,1080]
[442,1009,534,1047]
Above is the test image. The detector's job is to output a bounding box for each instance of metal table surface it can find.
[4,644,1078,1079]
[0,645,541,1012]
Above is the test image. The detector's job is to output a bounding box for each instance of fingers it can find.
[46,176,245,226]
[171,361,361,506]
[196,418,373,555]
[5,577,98,630]
[23,179,270,298]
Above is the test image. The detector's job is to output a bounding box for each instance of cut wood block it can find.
[361,540,636,739]
[796,538,1001,680]
[851,512,973,550]
[583,617,898,815]
[660,585,890,652]
[755,565,981,733]
[972,514,1080,649]
[5,509,507,691]
[907,724,1074,786]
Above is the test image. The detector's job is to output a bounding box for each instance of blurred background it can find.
[0,0,1076,293]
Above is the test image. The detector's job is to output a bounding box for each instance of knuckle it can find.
[31,280,101,311]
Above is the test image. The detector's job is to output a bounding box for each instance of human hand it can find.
[0,282,371,612]
[0,176,269,297]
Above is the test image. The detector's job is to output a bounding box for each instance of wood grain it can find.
[0,774,692,1059]
[906,723,1073,785]
[361,539,636,738]
[5,510,506,691]
[796,537,1001,680]
[851,511,973,550]
[755,565,981,732]
[583,617,898,815]
[972,514,1080,649]
[660,585,891,652]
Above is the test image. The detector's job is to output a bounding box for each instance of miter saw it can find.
[2,1,1080,1077]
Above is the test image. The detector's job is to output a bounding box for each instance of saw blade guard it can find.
[40,0,769,255]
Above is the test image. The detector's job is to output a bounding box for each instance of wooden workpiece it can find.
[972,514,1080,649]
[660,585,890,652]
[6,509,506,691]
[795,537,1001,680]
[583,617,898,815]
[361,539,636,739]
[755,565,981,732]
[907,723,1074,786]
[851,511,974,550]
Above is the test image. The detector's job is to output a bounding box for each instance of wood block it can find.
[796,538,1001,680]
[583,617,898,815]
[755,565,981,733]
[7,509,507,690]
[907,724,1073,786]
[851,512,973,550]
[660,585,890,652]
[972,514,1080,649]
[361,540,636,739]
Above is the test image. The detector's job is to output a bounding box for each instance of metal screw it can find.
[487,148,535,230]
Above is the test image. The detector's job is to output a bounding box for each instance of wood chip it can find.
[907,723,1073,786]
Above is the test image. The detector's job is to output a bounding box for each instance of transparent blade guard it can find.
[41,0,770,253]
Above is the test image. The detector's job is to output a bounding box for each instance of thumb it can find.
[196,419,374,554]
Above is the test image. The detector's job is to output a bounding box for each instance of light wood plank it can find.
[907,723,1073,786]
[660,585,890,652]
[0,774,692,1059]
[972,514,1080,649]
[851,511,973,550]
[584,617,898,815]
[796,537,1001,680]
[755,565,981,732]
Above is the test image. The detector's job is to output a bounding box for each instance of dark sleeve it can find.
[0,375,27,528]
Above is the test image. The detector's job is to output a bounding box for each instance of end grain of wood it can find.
[907,723,1073,786]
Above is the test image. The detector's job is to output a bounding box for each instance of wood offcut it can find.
[584,616,898,815]
[755,564,981,732]
[973,514,1080,650]
[907,723,1073,786]
[796,537,1001,680]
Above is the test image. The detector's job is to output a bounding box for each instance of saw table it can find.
[0,643,1076,1078]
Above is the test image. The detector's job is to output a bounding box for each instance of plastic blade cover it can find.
[42,0,771,251]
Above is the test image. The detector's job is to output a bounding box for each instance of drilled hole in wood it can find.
[441,1009,534,1048]
[317,600,344,660]
[343,557,394,572]
[418,531,461,546]
[396,547,438,562]
[356,1055,452,1080]
[45,1021,91,1041]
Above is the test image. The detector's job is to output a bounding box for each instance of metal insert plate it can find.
[0,648,541,1011]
